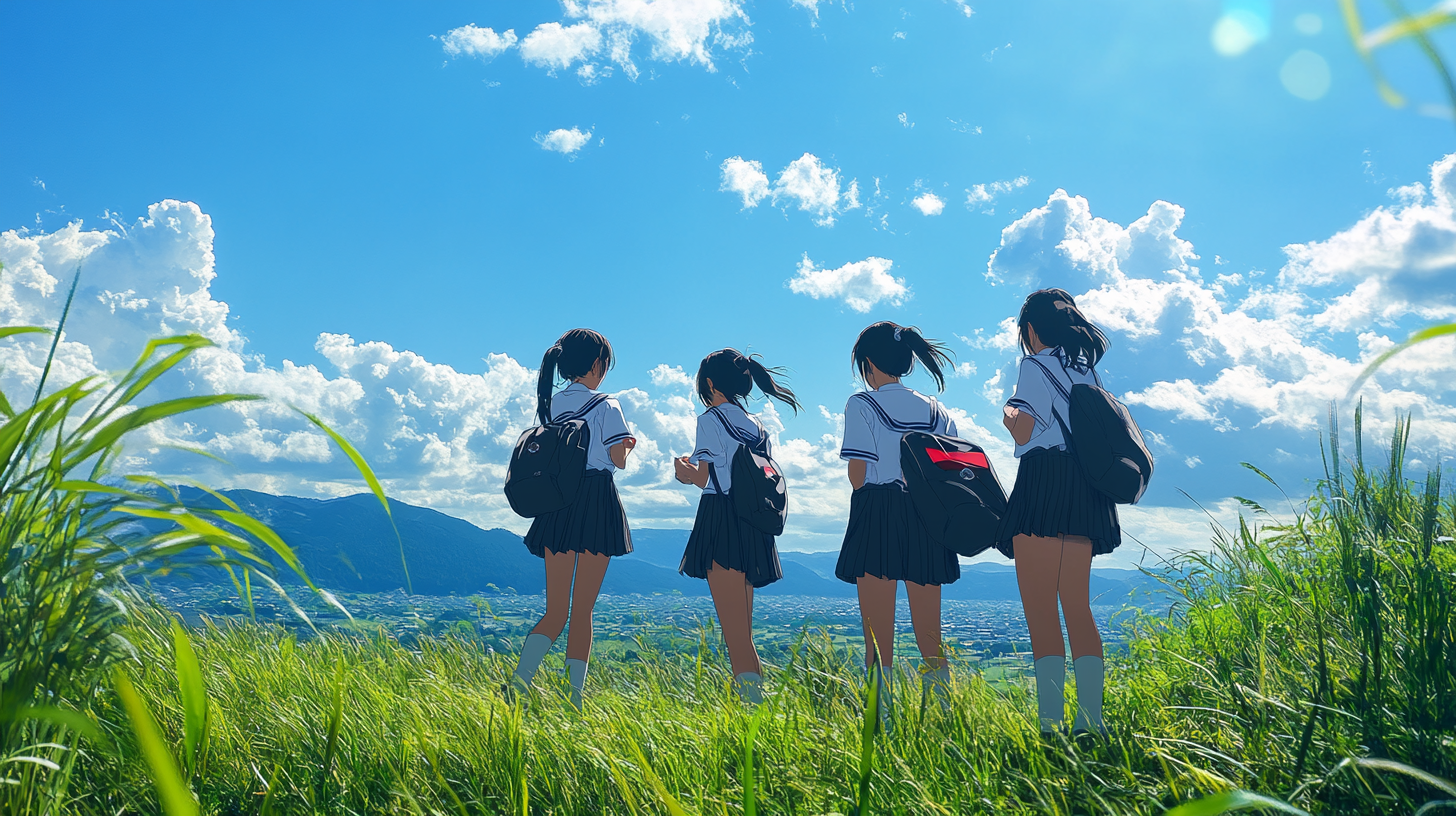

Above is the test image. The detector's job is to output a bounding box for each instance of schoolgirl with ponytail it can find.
[836,321,962,725]
[997,288,1119,737]
[673,349,801,704]
[507,328,636,710]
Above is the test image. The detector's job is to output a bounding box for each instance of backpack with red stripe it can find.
[900,431,1009,557]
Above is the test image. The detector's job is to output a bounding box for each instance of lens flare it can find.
[1294,13,1323,36]
[1212,9,1270,57]
[1281,50,1331,100]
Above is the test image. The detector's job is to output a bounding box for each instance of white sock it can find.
[1072,655,1105,733]
[734,672,764,705]
[1034,656,1066,733]
[565,658,589,710]
[512,633,554,685]
[923,665,951,709]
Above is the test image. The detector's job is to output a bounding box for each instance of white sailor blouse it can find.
[688,402,770,495]
[839,382,958,485]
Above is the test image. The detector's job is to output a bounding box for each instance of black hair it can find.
[851,321,953,392]
[1017,288,1109,369]
[536,328,614,424]
[695,348,801,414]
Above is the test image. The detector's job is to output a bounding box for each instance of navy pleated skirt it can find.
[995,448,1121,559]
[679,493,783,588]
[835,482,960,586]
[525,470,634,558]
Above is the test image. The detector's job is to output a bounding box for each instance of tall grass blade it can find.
[852,630,880,816]
[742,705,764,816]
[258,763,280,816]
[1162,790,1311,816]
[15,706,106,748]
[113,668,198,816]
[32,270,79,405]
[170,619,209,778]
[628,738,693,816]
[321,655,345,781]
[296,408,412,594]
[1349,322,1456,398]
[1336,757,1456,797]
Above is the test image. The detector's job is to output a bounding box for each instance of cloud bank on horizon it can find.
[4,154,1456,561]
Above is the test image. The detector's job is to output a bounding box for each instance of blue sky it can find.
[4,1,1456,567]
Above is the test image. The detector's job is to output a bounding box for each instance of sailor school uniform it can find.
[678,403,783,588]
[994,347,1121,558]
[524,382,636,558]
[835,383,961,586]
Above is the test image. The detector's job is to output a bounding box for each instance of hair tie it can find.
[893,327,902,341]
[734,355,750,372]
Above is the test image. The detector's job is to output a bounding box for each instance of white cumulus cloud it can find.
[535,127,593,154]
[441,25,518,60]
[719,157,771,208]
[912,192,945,216]
[787,254,908,312]
[719,153,859,226]
[773,153,847,225]
[520,22,604,72]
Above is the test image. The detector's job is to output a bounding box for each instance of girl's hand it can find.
[1002,404,1020,429]
[673,456,694,484]
[1003,405,1035,446]
[674,456,712,488]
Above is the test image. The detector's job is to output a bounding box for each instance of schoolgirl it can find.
[507,328,636,710]
[672,349,801,705]
[836,321,960,719]
[997,289,1119,736]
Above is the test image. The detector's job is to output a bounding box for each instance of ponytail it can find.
[1017,288,1108,369]
[536,345,563,425]
[851,321,954,392]
[695,349,800,414]
[744,357,802,414]
[536,329,615,425]
[899,327,951,391]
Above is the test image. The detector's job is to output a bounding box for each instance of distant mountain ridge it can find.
[164,489,1167,605]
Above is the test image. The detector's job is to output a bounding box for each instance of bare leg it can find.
[856,574,897,668]
[707,563,761,676]
[905,581,946,669]
[1058,536,1102,659]
[1014,534,1066,659]
[564,552,611,662]
[531,548,576,640]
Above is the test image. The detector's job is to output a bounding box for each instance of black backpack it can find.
[504,394,607,518]
[705,406,789,536]
[900,432,1009,557]
[1026,357,1154,505]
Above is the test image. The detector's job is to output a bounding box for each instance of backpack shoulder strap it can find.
[1024,356,1071,401]
[1023,356,1075,437]
[707,462,724,494]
